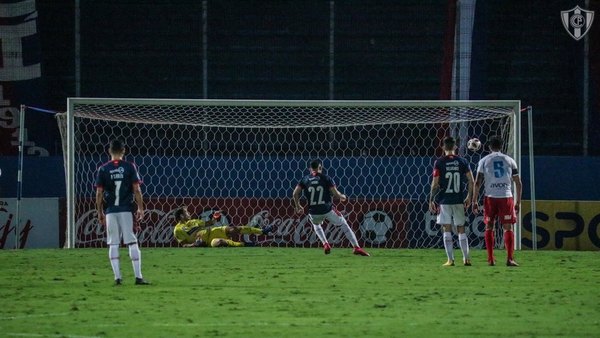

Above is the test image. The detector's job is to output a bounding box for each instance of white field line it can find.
[151,321,333,327]
[0,312,71,320]
[6,334,101,338]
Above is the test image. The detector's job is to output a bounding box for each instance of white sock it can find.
[312,223,329,244]
[109,245,121,280]
[443,232,454,260]
[458,233,470,260]
[340,220,360,247]
[128,243,142,279]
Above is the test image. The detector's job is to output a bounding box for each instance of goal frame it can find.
[64,98,523,249]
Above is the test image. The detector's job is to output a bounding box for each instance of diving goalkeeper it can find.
[173,205,273,247]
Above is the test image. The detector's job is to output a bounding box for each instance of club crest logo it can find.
[561,6,594,40]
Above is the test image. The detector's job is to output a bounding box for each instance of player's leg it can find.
[483,197,497,265]
[456,226,470,265]
[105,213,122,285]
[441,225,455,266]
[210,226,229,239]
[502,223,518,266]
[308,214,331,254]
[451,205,470,265]
[499,197,518,266]
[209,227,254,247]
[326,210,369,256]
[437,205,454,266]
[228,225,272,236]
[120,212,149,285]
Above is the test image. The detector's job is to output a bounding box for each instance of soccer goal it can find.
[58,99,522,250]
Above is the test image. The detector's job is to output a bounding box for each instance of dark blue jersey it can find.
[432,155,471,205]
[95,159,142,214]
[297,172,336,215]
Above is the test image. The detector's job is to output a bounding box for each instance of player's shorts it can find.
[197,226,230,244]
[436,204,467,226]
[483,196,516,225]
[309,209,346,226]
[106,212,137,245]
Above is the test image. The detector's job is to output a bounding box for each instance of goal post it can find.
[59,98,522,250]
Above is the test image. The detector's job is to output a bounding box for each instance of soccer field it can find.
[0,248,599,338]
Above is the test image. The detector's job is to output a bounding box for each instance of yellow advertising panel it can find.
[521,200,600,250]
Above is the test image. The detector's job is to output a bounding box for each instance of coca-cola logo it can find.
[76,209,105,245]
[137,209,176,245]
[76,208,178,246]
[247,209,356,246]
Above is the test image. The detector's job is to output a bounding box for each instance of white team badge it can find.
[561,6,594,41]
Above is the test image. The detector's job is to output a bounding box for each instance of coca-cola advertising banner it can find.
[70,197,411,248]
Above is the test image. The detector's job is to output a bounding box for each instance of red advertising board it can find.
[71,197,409,248]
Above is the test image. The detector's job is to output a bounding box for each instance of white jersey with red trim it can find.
[476,151,518,198]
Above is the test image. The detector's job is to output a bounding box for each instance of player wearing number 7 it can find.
[292,159,370,256]
[95,139,149,285]
[472,136,522,267]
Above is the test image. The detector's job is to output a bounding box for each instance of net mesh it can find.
[58,99,517,249]
[72,100,514,127]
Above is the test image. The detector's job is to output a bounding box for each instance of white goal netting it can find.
[58,99,520,249]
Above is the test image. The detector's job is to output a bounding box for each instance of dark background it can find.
[21,0,597,157]
[1,1,598,167]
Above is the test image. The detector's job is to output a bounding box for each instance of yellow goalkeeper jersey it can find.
[173,219,210,244]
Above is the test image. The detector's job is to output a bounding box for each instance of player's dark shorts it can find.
[483,196,516,225]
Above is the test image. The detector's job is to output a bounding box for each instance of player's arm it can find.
[329,186,347,202]
[292,185,304,214]
[429,176,440,214]
[464,170,474,208]
[512,173,522,212]
[95,186,105,225]
[133,182,144,222]
[472,172,484,214]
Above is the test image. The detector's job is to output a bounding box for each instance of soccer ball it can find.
[467,138,482,151]
[360,210,394,245]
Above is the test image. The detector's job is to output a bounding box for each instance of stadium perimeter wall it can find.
[0,156,599,250]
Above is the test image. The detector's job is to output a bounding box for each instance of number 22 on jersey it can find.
[308,186,325,205]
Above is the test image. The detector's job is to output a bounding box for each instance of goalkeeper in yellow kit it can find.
[173,206,273,247]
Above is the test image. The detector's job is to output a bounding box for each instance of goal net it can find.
[58,99,520,249]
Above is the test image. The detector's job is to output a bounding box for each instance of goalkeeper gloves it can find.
[211,210,222,222]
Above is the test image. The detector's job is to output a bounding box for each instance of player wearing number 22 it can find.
[472,136,522,267]
[292,159,370,256]
[95,139,149,285]
[429,137,474,266]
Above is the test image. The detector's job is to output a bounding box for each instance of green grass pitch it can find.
[1,248,599,337]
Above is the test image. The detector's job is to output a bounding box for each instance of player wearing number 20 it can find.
[472,136,522,267]
[95,140,149,285]
[429,137,474,266]
[292,159,370,256]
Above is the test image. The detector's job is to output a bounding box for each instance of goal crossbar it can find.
[69,98,519,128]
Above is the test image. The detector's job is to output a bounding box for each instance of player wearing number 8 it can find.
[429,137,474,266]
[95,139,149,285]
[292,159,370,256]
[472,136,522,267]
